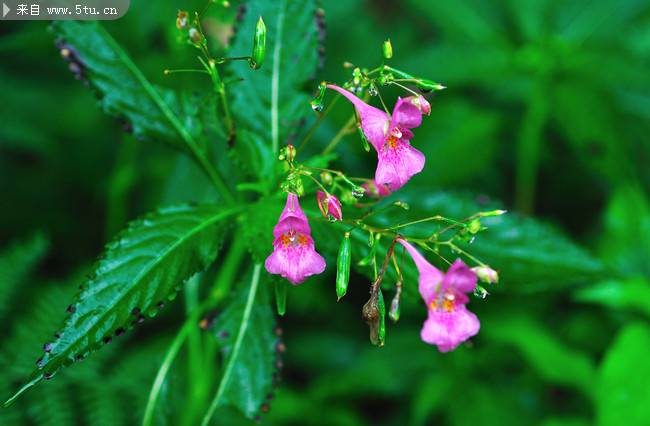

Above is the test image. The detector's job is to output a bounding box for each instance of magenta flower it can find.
[397,239,480,352]
[265,193,326,285]
[316,190,343,221]
[327,85,429,191]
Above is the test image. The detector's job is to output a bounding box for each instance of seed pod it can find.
[249,16,266,70]
[377,289,386,346]
[275,280,287,316]
[415,79,446,92]
[389,281,402,322]
[362,292,380,345]
[468,218,481,234]
[382,39,393,59]
[176,11,189,30]
[336,233,351,300]
[188,27,204,45]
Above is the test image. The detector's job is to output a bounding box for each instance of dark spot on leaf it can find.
[131,307,141,316]
[54,332,61,339]
[66,305,76,313]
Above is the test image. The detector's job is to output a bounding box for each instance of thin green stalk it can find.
[322,115,356,154]
[184,276,203,424]
[271,5,286,154]
[201,264,263,426]
[96,25,234,204]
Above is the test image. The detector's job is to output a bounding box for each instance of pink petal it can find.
[391,97,423,130]
[396,239,443,304]
[264,236,326,285]
[375,142,425,191]
[326,85,390,150]
[442,259,477,294]
[274,193,310,237]
[420,306,480,352]
[404,95,431,116]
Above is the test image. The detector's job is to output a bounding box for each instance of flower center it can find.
[280,230,308,248]
[429,291,456,312]
[385,127,402,150]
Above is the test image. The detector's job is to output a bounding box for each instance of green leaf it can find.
[50,21,202,150]
[484,314,595,395]
[597,322,650,426]
[203,264,277,422]
[4,205,238,406]
[573,278,650,316]
[227,0,319,178]
[0,233,48,320]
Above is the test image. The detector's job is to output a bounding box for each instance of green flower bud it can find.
[275,280,287,316]
[320,171,333,186]
[188,28,204,45]
[416,79,446,92]
[468,218,482,234]
[336,233,351,301]
[249,16,266,70]
[310,81,327,112]
[389,282,402,322]
[382,39,393,59]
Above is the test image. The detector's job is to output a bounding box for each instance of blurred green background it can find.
[1,0,650,425]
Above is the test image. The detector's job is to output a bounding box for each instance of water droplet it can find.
[137,315,145,324]
[274,327,283,337]
[43,372,53,380]
[66,305,76,314]
[54,332,61,339]
[157,301,165,309]
[75,354,83,361]
[43,343,52,353]
[275,342,286,354]
[36,357,44,368]
[131,307,141,316]
[103,336,112,344]
[115,328,125,336]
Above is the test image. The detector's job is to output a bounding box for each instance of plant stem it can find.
[201,264,262,426]
[322,115,357,154]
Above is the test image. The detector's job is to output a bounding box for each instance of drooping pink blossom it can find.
[396,239,480,352]
[265,193,326,285]
[327,85,429,191]
[316,190,343,221]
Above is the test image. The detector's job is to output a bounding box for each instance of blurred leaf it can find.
[598,185,650,276]
[484,314,595,395]
[540,418,590,426]
[5,205,236,405]
[227,0,319,179]
[0,233,48,320]
[209,265,277,420]
[51,21,203,150]
[574,278,650,316]
[597,322,650,426]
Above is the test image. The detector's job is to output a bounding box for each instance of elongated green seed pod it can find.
[336,233,351,300]
[250,16,266,70]
[377,289,386,347]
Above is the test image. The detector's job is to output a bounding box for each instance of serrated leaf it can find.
[227,0,319,178]
[206,264,277,421]
[51,21,202,150]
[5,205,239,406]
[312,191,604,293]
[597,322,650,426]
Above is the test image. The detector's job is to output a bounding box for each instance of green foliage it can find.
[6,205,235,404]
[51,21,203,150]
[209,268,277,420]
[597,323,650,426]
[227,0,319,180]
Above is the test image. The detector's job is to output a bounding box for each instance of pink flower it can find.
[265,193,326,285]
[327,85,429,191]
[361,179,392,199]
[397,239,480,352]
[316,190,343,221]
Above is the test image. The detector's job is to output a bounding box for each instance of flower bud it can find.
[471,266,499,284]
[320,172,333,186]
[468,218,481,234]
[176,10,189,30]
[377,289,386,346]
[389,281,402,322]
[409,95,431,116]
[249,16,266,70]
[382,39,393,59]
[416,79,446,92]
[310,81,327,112]
[317,190,343,221]
[336,233,351,300]
[188,27,204,45]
